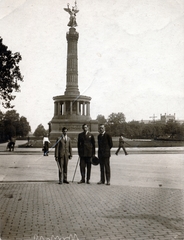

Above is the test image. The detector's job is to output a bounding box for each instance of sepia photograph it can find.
[0,0,184,239]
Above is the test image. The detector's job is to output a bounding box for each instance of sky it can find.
[0,0,183,132]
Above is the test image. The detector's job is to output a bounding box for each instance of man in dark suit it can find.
[77,124,95,184]
[55,127,72,184]
[97,124,113,185]
[115,133,128,156]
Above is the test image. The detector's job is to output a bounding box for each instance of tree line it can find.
[1,110,184,142]
[34,112,184,140]
[97,113,184,140]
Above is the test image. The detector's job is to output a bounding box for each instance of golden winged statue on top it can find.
[64,1,79,27]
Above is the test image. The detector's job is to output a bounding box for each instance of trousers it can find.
[99,157,110,183]
[116,145,128,155]
[79,157,92,181]
[58,156,68,182]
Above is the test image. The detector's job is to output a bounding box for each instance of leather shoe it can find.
[86,181,90,184]
[97,181,104,184]
[58,182,62,184]
[78,180,85,184]
[106,182,110,185]
[63,180,69,184]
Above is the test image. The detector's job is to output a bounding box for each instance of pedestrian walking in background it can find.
[115,134,128,156]
[55,127,72,184]
[97,124,113,186]
[43,134,50,156]
[77,124,95,184]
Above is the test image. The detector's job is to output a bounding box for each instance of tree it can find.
[107,112,126,125]
[4,109,20,123]
[0,110,31,141]
[126,121,143,138]
[141,123,153,139]
[165,121,183,139]
[105,112,126,136]
[0,37,23,108]
[96,114,106,125]
[152,122,165,138]
[0,110,4,139]
[33,124,47,137]
[16,116,31,137]
[3,110,19,138]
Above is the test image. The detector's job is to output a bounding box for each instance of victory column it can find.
[49,2,98,143]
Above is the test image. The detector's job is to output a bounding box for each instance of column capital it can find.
[66,28,79,41]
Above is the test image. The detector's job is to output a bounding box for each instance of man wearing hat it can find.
[55,127,72,184]
[77,124,95,184]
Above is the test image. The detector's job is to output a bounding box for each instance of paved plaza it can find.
[0,144,184,240]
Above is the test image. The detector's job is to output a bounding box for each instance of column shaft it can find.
[70,101,72,115]
[83,102,85,116]
[57,102,60,115]
[87,102,90,116]
[77,101,79,115]
[63,102,66,115]
[54,102,57,116]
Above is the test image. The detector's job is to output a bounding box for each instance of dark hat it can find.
[91,156,100,166]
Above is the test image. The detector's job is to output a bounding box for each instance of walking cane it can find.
[124,141,131,147]
[45,136,62,156]
[55,158,62,173]
[72,157,80,182]
[48,136,63,172]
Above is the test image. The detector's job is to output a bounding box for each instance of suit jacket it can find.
[78,132,95,157]
[118,136,125,147]
[98,132,113,158]
[55,136,72,159]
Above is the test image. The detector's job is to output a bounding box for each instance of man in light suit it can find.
[55,127,72,184]
[97,124,113,186]
[77,124,95,184]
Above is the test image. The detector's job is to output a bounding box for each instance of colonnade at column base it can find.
[50,93,98,144]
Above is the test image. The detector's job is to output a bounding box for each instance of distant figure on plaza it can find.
[6,139,10,151]
[43,134,50,156]
[26,136,32,147]
[115,134,128,156]
[77,124,95,184]
[55,127,72,184]
[64,1,79,27]
[97,124,113,186]
[6,136,16,151]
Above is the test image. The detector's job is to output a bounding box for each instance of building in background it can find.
[140,113,184,124]
[160,113,175,123]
